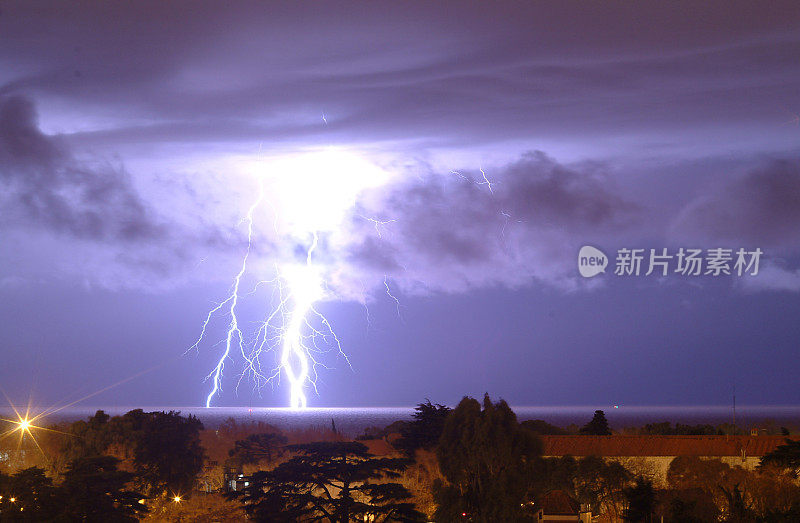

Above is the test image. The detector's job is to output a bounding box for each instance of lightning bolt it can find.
[478,167,494,194]
[451,167,495,195]
[191,180,264,408]
[191,178,348,409]
[359,214,396,239]
[383,276,403,321]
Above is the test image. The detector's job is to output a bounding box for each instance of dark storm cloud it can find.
[0,95,162,240]
[670,158,800,292]
[0,1,798,293]
[672,158,800,249]
[1,2,798,151]
[344,152,639,293]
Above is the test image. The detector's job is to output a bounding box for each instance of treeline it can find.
[2,401,800,521]
[383,398,800,521]
[0,409,206,520]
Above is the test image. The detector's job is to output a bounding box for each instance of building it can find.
[539,435,786,487]
[532,489,592,522]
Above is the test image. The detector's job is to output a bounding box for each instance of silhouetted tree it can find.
[0,467,60,520]
[719,484,756,522]
[59,455,146,521]
[760,439,800,477]
[232,441,424,522]
[61,409,114,461]
[530,456,578,500]
[132,411,205,496]
[579,410,612,435]
[665,488,720,523]
[229,432,288,465]
[573,455,631,518]
[433,394,541,522]
[521,419,568,435]
[61,409,205,496]
[639,421,718,436]
[396,400,451,456]
[623,476,655,522]
[667,456,731,492]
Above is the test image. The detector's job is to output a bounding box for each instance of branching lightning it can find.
[193,181,263,408]
[359,215,396,239]
[191,176,349,409]
[185,149,443,409]
[383,275,403,321]
[478,167,494,194]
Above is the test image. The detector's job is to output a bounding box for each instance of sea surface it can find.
[3,405,799,436]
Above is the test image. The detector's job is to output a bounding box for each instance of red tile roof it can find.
[540,435,787,457]
[538,489,580,515]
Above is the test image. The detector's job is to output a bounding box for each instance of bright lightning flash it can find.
[192,149,389,409]
[277,252,326,409]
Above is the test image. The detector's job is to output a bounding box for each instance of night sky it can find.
[1,1,799,409]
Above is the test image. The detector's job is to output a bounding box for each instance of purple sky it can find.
[1,1,799,409]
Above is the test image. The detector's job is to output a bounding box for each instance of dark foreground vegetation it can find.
[1,398,799,521]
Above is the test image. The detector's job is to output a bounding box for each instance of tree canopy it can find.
[61,409,205,497]
[433,394,542,522]
[0,457,146,522]
[579,410,612,436]
[229,431,288,466]
[623,476,655,522]
[59,455,147,521]
[395,400,451,456]
[520,419,568,436]
[131,411,205,496]
[760,438,800,477]
[232,441,424,522]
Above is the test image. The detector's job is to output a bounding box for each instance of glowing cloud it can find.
[193,148,390,408]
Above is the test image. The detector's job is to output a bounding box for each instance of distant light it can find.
[613,405,619,409]
[17,418,31,431]
[173,496,181,503]
[9,497,16,503]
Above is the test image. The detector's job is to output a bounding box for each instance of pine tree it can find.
[579,410,612,435]
[232,441,424,522]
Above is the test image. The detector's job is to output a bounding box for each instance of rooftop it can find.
[537,489,581,515]
[540,435,787,457]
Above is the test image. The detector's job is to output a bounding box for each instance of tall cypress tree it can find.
[579,410,612,435]
[434,394,541,522]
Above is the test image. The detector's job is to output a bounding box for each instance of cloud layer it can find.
[0,1,798,296]
[0,95,162,241]
[336,152,640,296]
